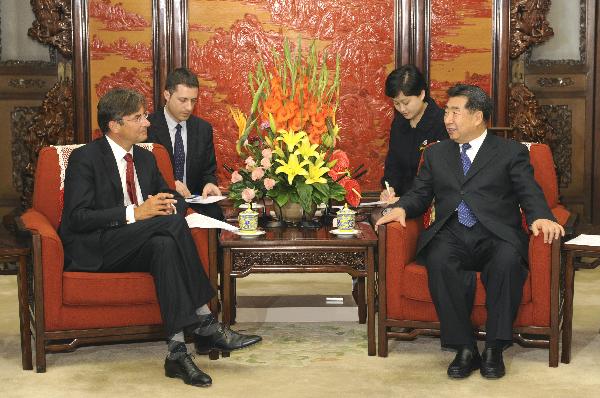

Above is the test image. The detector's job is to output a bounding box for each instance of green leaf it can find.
[314,182,329,197]
[329,182,347,201]
[296,181,313,213]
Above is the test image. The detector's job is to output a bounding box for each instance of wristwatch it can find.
[381,207,393,216]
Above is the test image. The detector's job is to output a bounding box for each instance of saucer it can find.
[329,229,360,236]
[234,229,266,238]
[239,203,264,209]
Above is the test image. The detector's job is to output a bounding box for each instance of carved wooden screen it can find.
[186,0,396,191]
[399,0,509,125]
[73,0,166,142]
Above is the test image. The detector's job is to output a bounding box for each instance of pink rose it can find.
[245,156,256,167]
[251,167,265,181]
[260,157,272,169]
[263,178,276,190]
[241,188,256,203]
[262,148,272,160]
[231,170,243,183]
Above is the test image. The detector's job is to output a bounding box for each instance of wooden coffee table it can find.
[220,221,378,355]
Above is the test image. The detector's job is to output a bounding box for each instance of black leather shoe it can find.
[195,324,262,353]
[447,347,481,379]
[164,354,212,387]
[480,347,505,379]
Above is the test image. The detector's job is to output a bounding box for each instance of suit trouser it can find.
[418,213,528,349]
[99,213,215,336]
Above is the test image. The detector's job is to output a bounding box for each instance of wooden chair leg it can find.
[35,336,46,373]
[378,325,388,357]
[17,255,32,370]
[549,331,559,367]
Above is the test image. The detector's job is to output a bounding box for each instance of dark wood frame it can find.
[593,0,600,225]
[395,0,509,126]
[72,0,189,143]
[376,216,576,367]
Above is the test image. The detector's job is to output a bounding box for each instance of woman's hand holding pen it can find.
[380,181,399,204]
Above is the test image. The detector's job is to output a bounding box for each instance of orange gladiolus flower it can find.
[308,100,318,116]
[289,115,303,131]
[310,112,326,128]
[308,131,322,145]
[264,96,281,114]
[276,105,292,123]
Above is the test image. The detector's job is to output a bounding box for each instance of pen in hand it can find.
[385,181,392,196]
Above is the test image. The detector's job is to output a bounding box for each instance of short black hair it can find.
[97,88,146,134]
[165,67,199,93]
[385,64,427,98]
[447,84,493,121]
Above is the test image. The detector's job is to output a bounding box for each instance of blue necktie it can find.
[174,123,185,182]
[457,143,477,227]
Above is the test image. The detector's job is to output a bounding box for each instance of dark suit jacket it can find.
[146,111,218,194]
[397,134,555,260]
[58,136,185,272]
[382,97,448,195]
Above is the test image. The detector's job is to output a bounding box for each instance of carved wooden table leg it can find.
[357,276,366,324]
[367,246,376,356]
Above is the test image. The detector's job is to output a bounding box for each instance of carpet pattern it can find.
[1,271,599,398]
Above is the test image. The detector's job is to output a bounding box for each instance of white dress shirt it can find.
[164,107,188,184]
[460,130,487,163]
[105,135,143,223]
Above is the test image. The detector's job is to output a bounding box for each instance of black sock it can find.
[167,340,187,360]
[194,313,220,336]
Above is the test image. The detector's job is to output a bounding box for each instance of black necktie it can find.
[174,123,185,181]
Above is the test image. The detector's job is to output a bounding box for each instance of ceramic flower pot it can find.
[273,201,318,225]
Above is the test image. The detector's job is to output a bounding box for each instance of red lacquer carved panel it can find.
[429,0,493,105]
[188,0,395,191]
[88,0,153,139]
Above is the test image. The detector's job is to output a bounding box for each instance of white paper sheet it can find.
[331,200,389,209]
[565,234,600,246]
[185,212,239,232]
[185,195,227,204]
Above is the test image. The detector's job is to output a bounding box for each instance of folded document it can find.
[185,212,239,232]
[565,234,600,247]
[185,195,227,204]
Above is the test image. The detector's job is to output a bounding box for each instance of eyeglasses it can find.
[121,112,149,124]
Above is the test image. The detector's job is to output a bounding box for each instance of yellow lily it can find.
[229,107,247,138]
[275,152,309,184]
[276,129,306,152]
[296,137,319,159]
[305,158,330,185]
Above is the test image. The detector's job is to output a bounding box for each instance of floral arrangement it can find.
[227,39,362,214]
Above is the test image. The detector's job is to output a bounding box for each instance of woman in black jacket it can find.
[380,65,448,203]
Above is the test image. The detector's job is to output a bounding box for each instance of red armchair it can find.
[377,142,575,367]
[17,143,219,372]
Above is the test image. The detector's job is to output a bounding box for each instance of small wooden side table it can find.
[0,233,32,370]
[220,222,379,356]
[562,241,600,364]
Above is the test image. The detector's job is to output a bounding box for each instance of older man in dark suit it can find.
[146,68,224,220]
[59,88,260,387]
[376,84,564,379]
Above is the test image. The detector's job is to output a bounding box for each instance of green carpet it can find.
[1,271,599,397]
